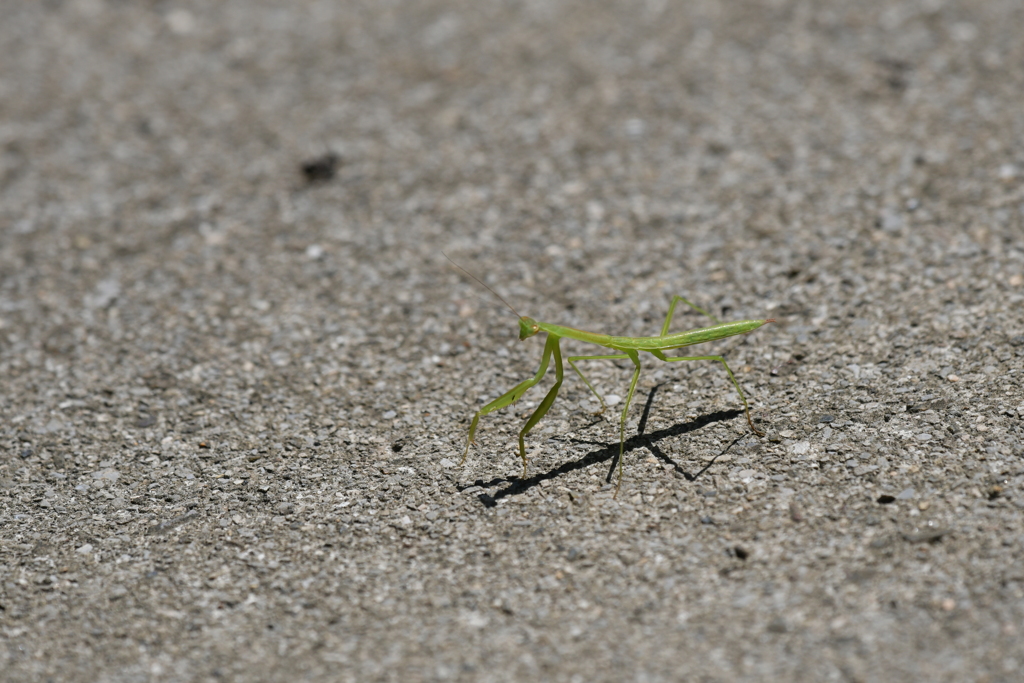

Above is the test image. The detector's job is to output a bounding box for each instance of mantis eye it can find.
[532,325,539,332]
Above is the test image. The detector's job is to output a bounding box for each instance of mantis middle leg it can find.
[569,350,643,496]
[567,353,630,413]
[613,349,643,496]
[463,334,560,473]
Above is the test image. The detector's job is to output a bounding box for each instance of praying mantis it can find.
[450,256,774,497]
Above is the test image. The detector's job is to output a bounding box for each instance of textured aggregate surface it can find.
[2,1,1024,681]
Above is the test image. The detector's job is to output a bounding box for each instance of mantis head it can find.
[518,317,541,340]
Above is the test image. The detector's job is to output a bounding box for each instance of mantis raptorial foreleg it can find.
[462,334,557,469]
[514,338,564,477]
[651,351,764,437]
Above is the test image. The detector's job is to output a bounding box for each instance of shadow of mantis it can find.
[461,383,753,507]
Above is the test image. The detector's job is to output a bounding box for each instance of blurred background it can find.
[2,1,1023,680]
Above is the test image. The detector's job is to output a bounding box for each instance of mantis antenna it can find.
[443,252,522,319]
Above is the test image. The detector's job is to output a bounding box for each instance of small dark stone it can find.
[301,152,339,182]
[700,516,714,525]
[1010,335,1024,347]
[876,494,896,504]
[734,546,749,560]
[137,414,156,428]
[819,414,834,423]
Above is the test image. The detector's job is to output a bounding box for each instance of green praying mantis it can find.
[449,256,774,497]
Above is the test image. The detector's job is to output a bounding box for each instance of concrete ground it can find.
[2,1,1023,681]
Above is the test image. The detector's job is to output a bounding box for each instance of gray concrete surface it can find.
[2,1,1024,681]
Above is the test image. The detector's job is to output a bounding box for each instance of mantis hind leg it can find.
[661,295,721,335]
[567,353,629,414]
[654,352,764,437]
[462,335,558,468]
[613,350,643,498]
